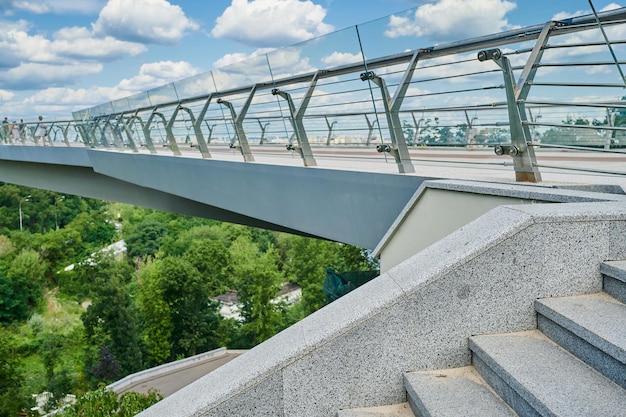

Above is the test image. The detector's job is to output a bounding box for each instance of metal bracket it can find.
[494,144,521,157]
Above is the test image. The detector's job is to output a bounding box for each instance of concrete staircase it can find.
[338,261,626,417]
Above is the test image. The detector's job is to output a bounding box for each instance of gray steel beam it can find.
[365,114,377,146]
[361,50,419,174]
[257,119,270,145]
[178,105,211,158]
[479,48,541,182]
[164,107,182,156]
[0,146,425,249]
[122,115,141,152]
[217,89,255,162]
[142,110,164,153]
[271,74,318,166]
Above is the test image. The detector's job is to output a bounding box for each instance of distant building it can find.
[214,283,302,321]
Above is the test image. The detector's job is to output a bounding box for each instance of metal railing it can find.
[14,7,626,182]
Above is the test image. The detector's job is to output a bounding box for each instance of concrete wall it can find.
[138,200,626,417]
[376,188,528,272]
[374,180,626,272]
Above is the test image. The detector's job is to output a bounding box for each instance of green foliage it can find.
[79,254,142,386]
[182,239,232,296]
[60,387,162,417]
[160,223,229,257]
[0,183,382,406]
[277,235,378,317]
[137,260,172,366]
[125,219,167,258]
[0,326,28,417]
[0,249,47,323]
[230,236,285,346]
[158,256,221,357]
[65,211,117,254]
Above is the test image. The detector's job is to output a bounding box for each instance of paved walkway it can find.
[113,350,245,398]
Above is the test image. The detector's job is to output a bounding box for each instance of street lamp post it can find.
[19,194,31,232]
[55,195,65,230]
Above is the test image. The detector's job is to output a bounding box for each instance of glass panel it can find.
[357,7,424,62]
[266,26,363,80]
[210,53,272,92]
[147,82,179,107]
[174,72,215,99]
[94,102,114,118]
[111,97,131,114]
[264,26,373,144]
[127,92,152,110]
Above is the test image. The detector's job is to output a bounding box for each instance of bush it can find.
[60,387,162,416]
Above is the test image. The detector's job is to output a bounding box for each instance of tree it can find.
[158,256,221,357]
[402,120,415,145]
[0,249,47,323]
[277,235,378,317]
[182,239,232,296]
[0,326,26,417]
[137,259,173,366]
[125,219,167,259]
[230,236,284,346]
[80,254,142,386]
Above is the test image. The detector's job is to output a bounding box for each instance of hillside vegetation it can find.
[0,183,378,416]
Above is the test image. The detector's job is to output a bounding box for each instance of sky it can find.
[0,0,621,121]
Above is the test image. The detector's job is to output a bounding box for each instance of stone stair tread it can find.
[470,330,626,417]
[601,260,626,283]
[536,293,626,363]
[337,402,414,417]
[404,367,517,417]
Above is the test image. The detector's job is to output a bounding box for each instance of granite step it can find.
[404,367,518,417]
[470,330,626,417]
[337,402,414,417]
[601,261,626,304]
[536,292,626,389]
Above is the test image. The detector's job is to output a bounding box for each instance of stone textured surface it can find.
[536,293,626,363]
[404,367,517,417]
[535,221,608,296]
[337,403,414,417]
[470,331,626,417]
[536,293,626,389]
[282,336,352,417]
[608,222,626,260]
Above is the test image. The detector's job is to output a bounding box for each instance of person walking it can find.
[1,117,8,142]
[35,115,47,146]
[18,119,25,140]
[11,121,19,142]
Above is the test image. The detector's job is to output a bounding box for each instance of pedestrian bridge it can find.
[0,7,625,254]
[3,6,626,416]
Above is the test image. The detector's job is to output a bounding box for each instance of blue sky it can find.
[0,0,621,120]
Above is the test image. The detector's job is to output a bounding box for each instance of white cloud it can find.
[211,0,334,47]
[51,27,146,61]
[384,0,517,41]
[0,89,14,101]
[213,49,274,69]
[0,62,103,89]
[93,0,199,45]
[116,60,202,93]
[321,51,363,68]
[552,2,622,21]
[10,60,201,116]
